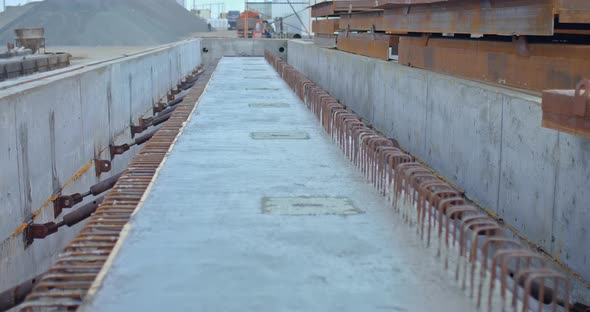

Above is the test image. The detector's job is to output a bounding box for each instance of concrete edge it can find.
[77,63,216,311]
[0,39,201,98]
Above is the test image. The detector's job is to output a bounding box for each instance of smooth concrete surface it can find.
[0,40,201,292]
[286,40,590,285]
[82,57,475,312]
[200,38,287,65]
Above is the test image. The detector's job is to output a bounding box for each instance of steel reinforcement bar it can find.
[264,50,572,312]
[18,62,218,312]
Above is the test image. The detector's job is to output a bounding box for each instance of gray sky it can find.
[2,0,245,17]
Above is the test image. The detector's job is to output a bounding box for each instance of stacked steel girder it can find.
[311,0,590,136]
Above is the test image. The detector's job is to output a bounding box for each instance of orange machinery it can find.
[237,10,264,38]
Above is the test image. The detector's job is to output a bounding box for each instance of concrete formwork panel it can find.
[108,63,133,146]
[79,67,111,163]
[552,132,590,279]
[497,97,558,248]
[425,76,503,214]
[0,99,20,241]
[286,40,590,284]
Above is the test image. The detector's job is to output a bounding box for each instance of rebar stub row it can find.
[265,50,571,312]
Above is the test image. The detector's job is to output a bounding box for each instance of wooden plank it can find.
[383,0,555,36]
[398,36,590,91]
[337,33,398,60]
[312,18,340,34]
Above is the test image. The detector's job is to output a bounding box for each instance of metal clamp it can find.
[53,193,84,217]
[26,222,59,241]
[94,159,112,177]
[110,143,130,159]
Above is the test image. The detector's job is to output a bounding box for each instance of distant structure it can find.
[270,0,309,38]
[176,0,185,9]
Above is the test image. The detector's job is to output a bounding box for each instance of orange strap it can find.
[10,160,94,238]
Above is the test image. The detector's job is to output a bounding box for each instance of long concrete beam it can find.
[0,40,202,293]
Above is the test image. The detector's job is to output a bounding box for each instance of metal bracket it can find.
[110,143,130,159]
[574,79,590,117]
[130,116,153,136]
[153,100,166,114]
[25,222,59,242]
[130,124,144,136]
[94,159,112,177]
[53,193,84,217]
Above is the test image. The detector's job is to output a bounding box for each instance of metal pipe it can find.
[133,128,159,146]
[0,273,44,312]
[89,172,124,196]
[152,110,175,127]
[61,196,106,227]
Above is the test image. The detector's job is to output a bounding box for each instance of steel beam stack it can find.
[310,0,590,137]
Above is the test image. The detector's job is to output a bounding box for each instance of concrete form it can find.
[286,40,590,285]
[0,40,202,292]
[81,57,475,311]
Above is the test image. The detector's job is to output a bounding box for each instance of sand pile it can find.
[0,0,208,46]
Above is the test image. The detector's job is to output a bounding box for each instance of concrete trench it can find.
[0,38,589,310]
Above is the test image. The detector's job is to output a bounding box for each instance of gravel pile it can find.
[0,0,207,46]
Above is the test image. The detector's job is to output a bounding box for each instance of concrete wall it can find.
[0,39,201,292]
[287,40,590,284]
[200,38,287,65]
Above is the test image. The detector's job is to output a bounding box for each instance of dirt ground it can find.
[51,30,239,65]
[189,30,239,38]
[50,46,153,65]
